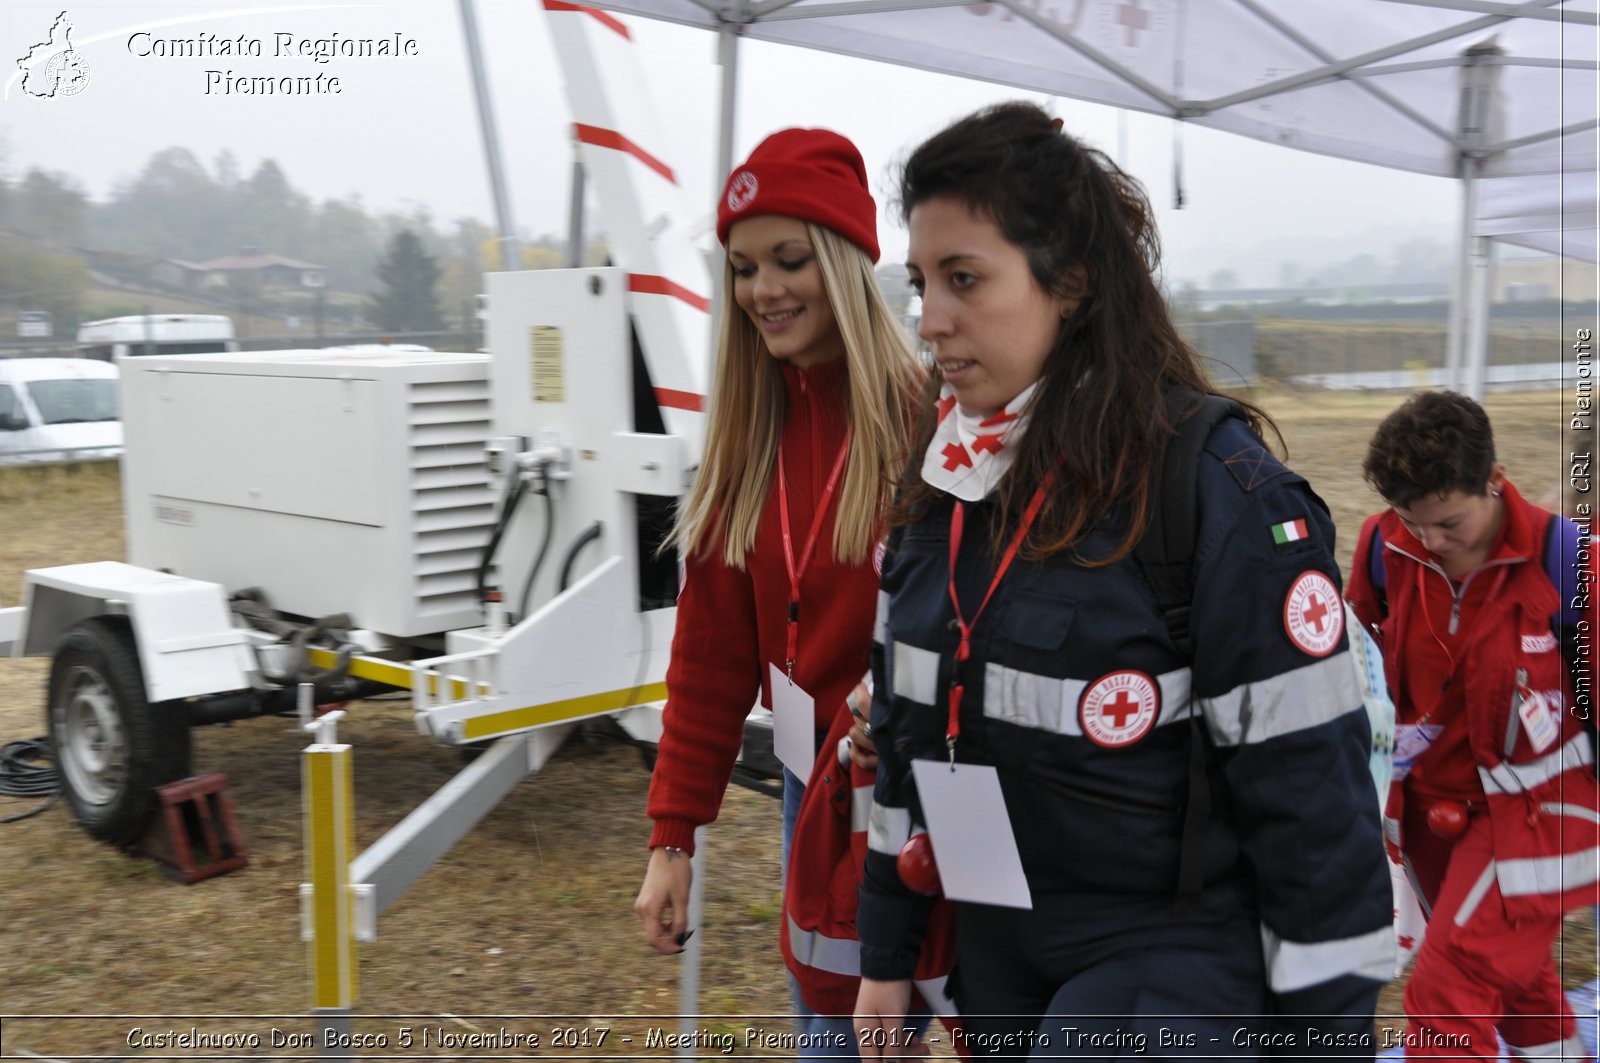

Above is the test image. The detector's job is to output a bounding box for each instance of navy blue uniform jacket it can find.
[858,417,1393,1034]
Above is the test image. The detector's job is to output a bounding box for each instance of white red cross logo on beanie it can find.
[726,171,759,213]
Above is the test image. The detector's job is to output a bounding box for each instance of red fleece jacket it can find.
[647,357,880,853]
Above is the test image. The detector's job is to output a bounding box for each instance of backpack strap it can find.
[1366,519,1388,615]
[1539,511,1590,709]
[1541,509,1584,629]
[1134,388,1243,659]
[1134,386,1244,901]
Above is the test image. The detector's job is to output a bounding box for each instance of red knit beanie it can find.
[716,128,880,263]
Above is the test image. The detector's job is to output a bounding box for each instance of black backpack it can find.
[1132,387,1247,899]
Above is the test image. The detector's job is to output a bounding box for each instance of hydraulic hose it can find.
[516,465,556,622]
[558,521,604,593]
[476,468,529,605]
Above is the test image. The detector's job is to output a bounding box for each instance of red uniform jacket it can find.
[1347,482,1599,921]
[781,702,964,1049]
[648,358,880,853]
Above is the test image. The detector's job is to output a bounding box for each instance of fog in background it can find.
[0,1,1507,291]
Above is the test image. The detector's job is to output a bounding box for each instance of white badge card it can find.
[768,663,817,780]
[1392,723,1442,780]
[1517,689,1560,754]
[911,759,1032,909]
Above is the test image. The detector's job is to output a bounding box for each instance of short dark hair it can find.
[1362,390,1497,507]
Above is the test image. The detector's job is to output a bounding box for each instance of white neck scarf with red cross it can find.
[919,382,1037,502]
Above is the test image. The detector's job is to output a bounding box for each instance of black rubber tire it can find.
[46,617,192,846]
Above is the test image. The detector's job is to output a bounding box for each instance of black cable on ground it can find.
[0,737,60,823]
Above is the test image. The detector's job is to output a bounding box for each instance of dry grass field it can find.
[0,387,1592,1060]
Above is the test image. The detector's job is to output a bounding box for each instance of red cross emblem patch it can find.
[1079,670,1160,748]
[1283,570,1343,657]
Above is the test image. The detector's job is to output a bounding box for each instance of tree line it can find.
[0,145,579,335]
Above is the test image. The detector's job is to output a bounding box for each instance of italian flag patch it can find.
[1271,518,1309,544]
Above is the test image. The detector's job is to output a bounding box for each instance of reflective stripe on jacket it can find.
[1347,483,1600,919]
[781,702,963,1037]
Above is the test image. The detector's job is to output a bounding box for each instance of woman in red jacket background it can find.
[1347,389,1597,1060]
[631,126,922,1036]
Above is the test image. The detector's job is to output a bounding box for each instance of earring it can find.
[1491,489,1502,498]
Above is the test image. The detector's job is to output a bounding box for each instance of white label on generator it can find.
[153,501,195,526]
[531,325,565,403]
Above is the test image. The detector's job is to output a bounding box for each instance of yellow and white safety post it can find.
[300,687,356,1054]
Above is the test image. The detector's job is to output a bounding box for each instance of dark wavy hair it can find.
[1362,390,1497,507]
[891,102,1275,563]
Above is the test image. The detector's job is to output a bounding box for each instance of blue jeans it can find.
[783,765,932,1060]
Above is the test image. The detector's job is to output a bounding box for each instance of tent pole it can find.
[715,20,740,187]
[704,18,740,342]
[1449,39,1504,397]
[1464,234,1495,401]
[673,18,739,1051]
[1447,158,1479,392]
[458,0,522,272]
[678,828,709,1057]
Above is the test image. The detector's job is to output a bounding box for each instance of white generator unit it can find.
[0,4,731,899]
[119,348,494,638]
[3,268,701,846]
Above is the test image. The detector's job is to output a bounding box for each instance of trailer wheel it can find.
[47,617,192,845]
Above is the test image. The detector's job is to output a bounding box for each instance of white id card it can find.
[911,759,1032,909]
[1518,689,1560,754]
[768,663,816,780]
[1392,723,1442,780]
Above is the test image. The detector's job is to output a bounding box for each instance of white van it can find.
[0,358,122,465]
[77,314,238,361]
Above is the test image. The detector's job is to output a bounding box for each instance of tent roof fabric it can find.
[590,0,1597,179]
[1475,170,1598,261]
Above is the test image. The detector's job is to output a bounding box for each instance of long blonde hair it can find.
[672,223,921,568]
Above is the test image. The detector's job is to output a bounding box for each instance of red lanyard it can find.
[945,478,1051,763]
[778,430,852,680]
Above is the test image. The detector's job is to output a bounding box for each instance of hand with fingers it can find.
[854,977,913,1061]
[847,679,878,771]
[634,845,694,954]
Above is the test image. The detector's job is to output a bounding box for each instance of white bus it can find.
[77,314,239,361]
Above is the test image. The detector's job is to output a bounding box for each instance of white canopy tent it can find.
[1475,169,1599,262]
[582,0,1598,395]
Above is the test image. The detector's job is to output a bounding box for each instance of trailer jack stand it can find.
[136,772,250,883]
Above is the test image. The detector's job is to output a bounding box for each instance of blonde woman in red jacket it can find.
[1347,390,1598,1060]
[631,126,921,997]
